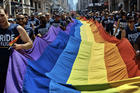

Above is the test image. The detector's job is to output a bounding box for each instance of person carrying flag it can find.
[0,7,33,93]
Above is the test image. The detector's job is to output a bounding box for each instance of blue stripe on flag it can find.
[46,36,81,84]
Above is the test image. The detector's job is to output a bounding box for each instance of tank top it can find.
[0,24,19,56]
[0,24,20,92]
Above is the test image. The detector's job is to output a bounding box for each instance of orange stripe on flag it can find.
[9,35,20,46]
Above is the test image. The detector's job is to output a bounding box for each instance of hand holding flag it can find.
[8,35,20,50]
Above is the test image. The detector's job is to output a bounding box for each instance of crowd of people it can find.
[0,6,140,92]
[7,9,140,51]
[8,11,74,39]
[0,7,75,92]
[82,9,140,54]
[0,7,33,92]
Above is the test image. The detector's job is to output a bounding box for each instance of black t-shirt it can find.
[0,24,19,47]
[60,20,67,27]
[94,16,101,22]
[102,18,109,29]
[108,18,115,31]
[119,19,128,29]
[125,26,140,46]
[0,23,19,70]
[0,24,22,92]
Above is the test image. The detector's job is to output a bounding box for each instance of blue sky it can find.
[73,0,78,5]
[68,0,78,10]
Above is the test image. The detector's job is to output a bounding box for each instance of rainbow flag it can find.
[46,18,140,93]
[9,35,20,46]
[5,18,140,93]
[5,21,76,93]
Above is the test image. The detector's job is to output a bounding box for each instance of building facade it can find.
[68,0,74,11]
[2,0,30,16]
[77,0,139,12]
[30,0,51,13]
[60,0,69,11]
[109,0,139,12]
[77,0,80,11]
[1,0,70,16]
[77,0,105,11]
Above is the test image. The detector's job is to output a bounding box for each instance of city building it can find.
[77,0,106,11]
[109,0,139,12]
[30,0,51,13]
[1,0,70,16]
[61,0,69,11]
[2,0,30,16]
[76,0,80,11]
[77,0,139,12]
[68,0,74,11]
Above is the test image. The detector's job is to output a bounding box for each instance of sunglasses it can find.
[16,18,24,20]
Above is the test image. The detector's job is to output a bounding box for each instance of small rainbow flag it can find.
[9,35,20,46]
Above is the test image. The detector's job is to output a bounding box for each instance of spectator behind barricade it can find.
[115,11,128,39]
[28,13,40,29]
[16,14,35,41]
[121,16,140,53]
[34,15,49,37]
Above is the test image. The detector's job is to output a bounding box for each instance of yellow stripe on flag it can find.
[67,20,92,85]
[87,21,107,84]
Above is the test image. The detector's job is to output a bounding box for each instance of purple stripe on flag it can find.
[4,23,74,93]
